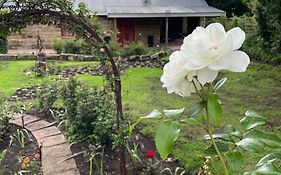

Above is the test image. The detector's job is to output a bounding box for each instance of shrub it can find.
[52,38,65,54]
[37,84,58,113]
[0,94,11,141]
[60,79,115,144]
[120,41,147,57]
[207,15,257,32]
[243,34,281,63]
[0,110,11,141]
[64,38,92,55]
[0,34,7,54]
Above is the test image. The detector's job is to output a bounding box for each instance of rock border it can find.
[11,114,80,175]
[0,53,97,61]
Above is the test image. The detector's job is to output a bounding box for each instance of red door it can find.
[117,18,136,46]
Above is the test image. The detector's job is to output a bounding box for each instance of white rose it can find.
[180,23,250,84]
[160,51,200,97]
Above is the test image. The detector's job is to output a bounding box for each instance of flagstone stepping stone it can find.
[11,114,80,175]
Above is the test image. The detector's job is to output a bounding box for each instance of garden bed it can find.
[0,124,42,175]
[70,133,181,175]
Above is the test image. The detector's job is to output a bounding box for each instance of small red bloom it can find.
[20,163,26,170]
[33,153,40,160]
[23,156,30,164]
[147,149,154,158]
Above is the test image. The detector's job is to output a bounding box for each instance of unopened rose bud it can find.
[100,48,105,53]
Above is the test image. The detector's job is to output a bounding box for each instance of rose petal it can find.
[209,51,250,72]
[182,53,213,67]
[216,32,234,61]
[181,27,213,57]
[206,23,226,43]
[197,68,218,85]
[226,27,245,50]
[176,80,192,97]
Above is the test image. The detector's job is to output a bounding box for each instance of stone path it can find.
[11,114,80,175]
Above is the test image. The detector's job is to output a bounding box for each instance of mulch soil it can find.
[0,124,42,175]
[23,108,185,175]
[70,133,184,175]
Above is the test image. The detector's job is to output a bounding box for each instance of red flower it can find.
[147,149,154,158]
[23,156,30,164]
[33,153,40,160]
[20,163,26,170]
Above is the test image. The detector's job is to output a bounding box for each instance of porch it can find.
[115,17,203,47]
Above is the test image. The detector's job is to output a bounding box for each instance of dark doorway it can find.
[160,17,183,43]
[187,17,200,35]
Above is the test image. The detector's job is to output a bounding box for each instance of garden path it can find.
[11,114,80,175]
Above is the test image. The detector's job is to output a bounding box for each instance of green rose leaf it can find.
[214,78,227,92]
[235,138,264,153]
[141,110,162,119]
[240,111,266,130]
[187,101,206,118]
[243,172,257,175]
[204,142,229,155]
[185,117,204,126]
[256,154,278,167]
[204,133,231,141]
[129,117,142,136]
[254,163,281,175]
[226,150,244,171]
[224,125,240,137]
[244,130,281,149]
[207,94,223,125]
[155,121,180,160]
[164,108,185,118]
[129,110,162,136]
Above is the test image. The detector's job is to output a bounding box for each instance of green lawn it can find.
[1,60,280,173]
[0,61,99,96]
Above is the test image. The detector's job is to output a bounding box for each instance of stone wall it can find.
[0,53,97,61]
[135,18,161,46]
[8,25,62,50]
[0,50,168,62]
[7,18,162,50]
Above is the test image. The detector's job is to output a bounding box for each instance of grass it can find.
[0,60,280,173]
[0,61,98,96]
[0,61,46,96]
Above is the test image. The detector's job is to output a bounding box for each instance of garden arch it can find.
[0,1,127,174]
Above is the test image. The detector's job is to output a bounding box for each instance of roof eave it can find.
[106,12,226,18]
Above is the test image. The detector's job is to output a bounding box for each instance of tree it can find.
[255,0,281,52]
[206,0,251,17]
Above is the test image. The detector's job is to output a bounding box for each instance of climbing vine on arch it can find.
[0,0,127,174]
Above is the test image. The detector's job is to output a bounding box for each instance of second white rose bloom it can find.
[161,23,250,97]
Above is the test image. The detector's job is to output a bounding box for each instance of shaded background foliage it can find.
[206,0,251,17]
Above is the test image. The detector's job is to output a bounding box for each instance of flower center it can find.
[208,44,221,61]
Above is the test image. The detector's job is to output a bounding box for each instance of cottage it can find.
[75,0,225,46]
[8,0,225,50]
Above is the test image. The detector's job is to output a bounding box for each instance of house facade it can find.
[8,0,225,50]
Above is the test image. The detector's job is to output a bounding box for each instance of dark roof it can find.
[75,0,225,17]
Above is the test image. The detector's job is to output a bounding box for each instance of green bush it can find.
[207,15,257,32]
[0,94,11,141]
[37,84,58,113]
[64,38,92,55]
[60,79,115,144]
[120,41,147,57]
[52,38,65,54]
[0,34,7,54]
[243,34,281,63]
[0,110,10,141]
